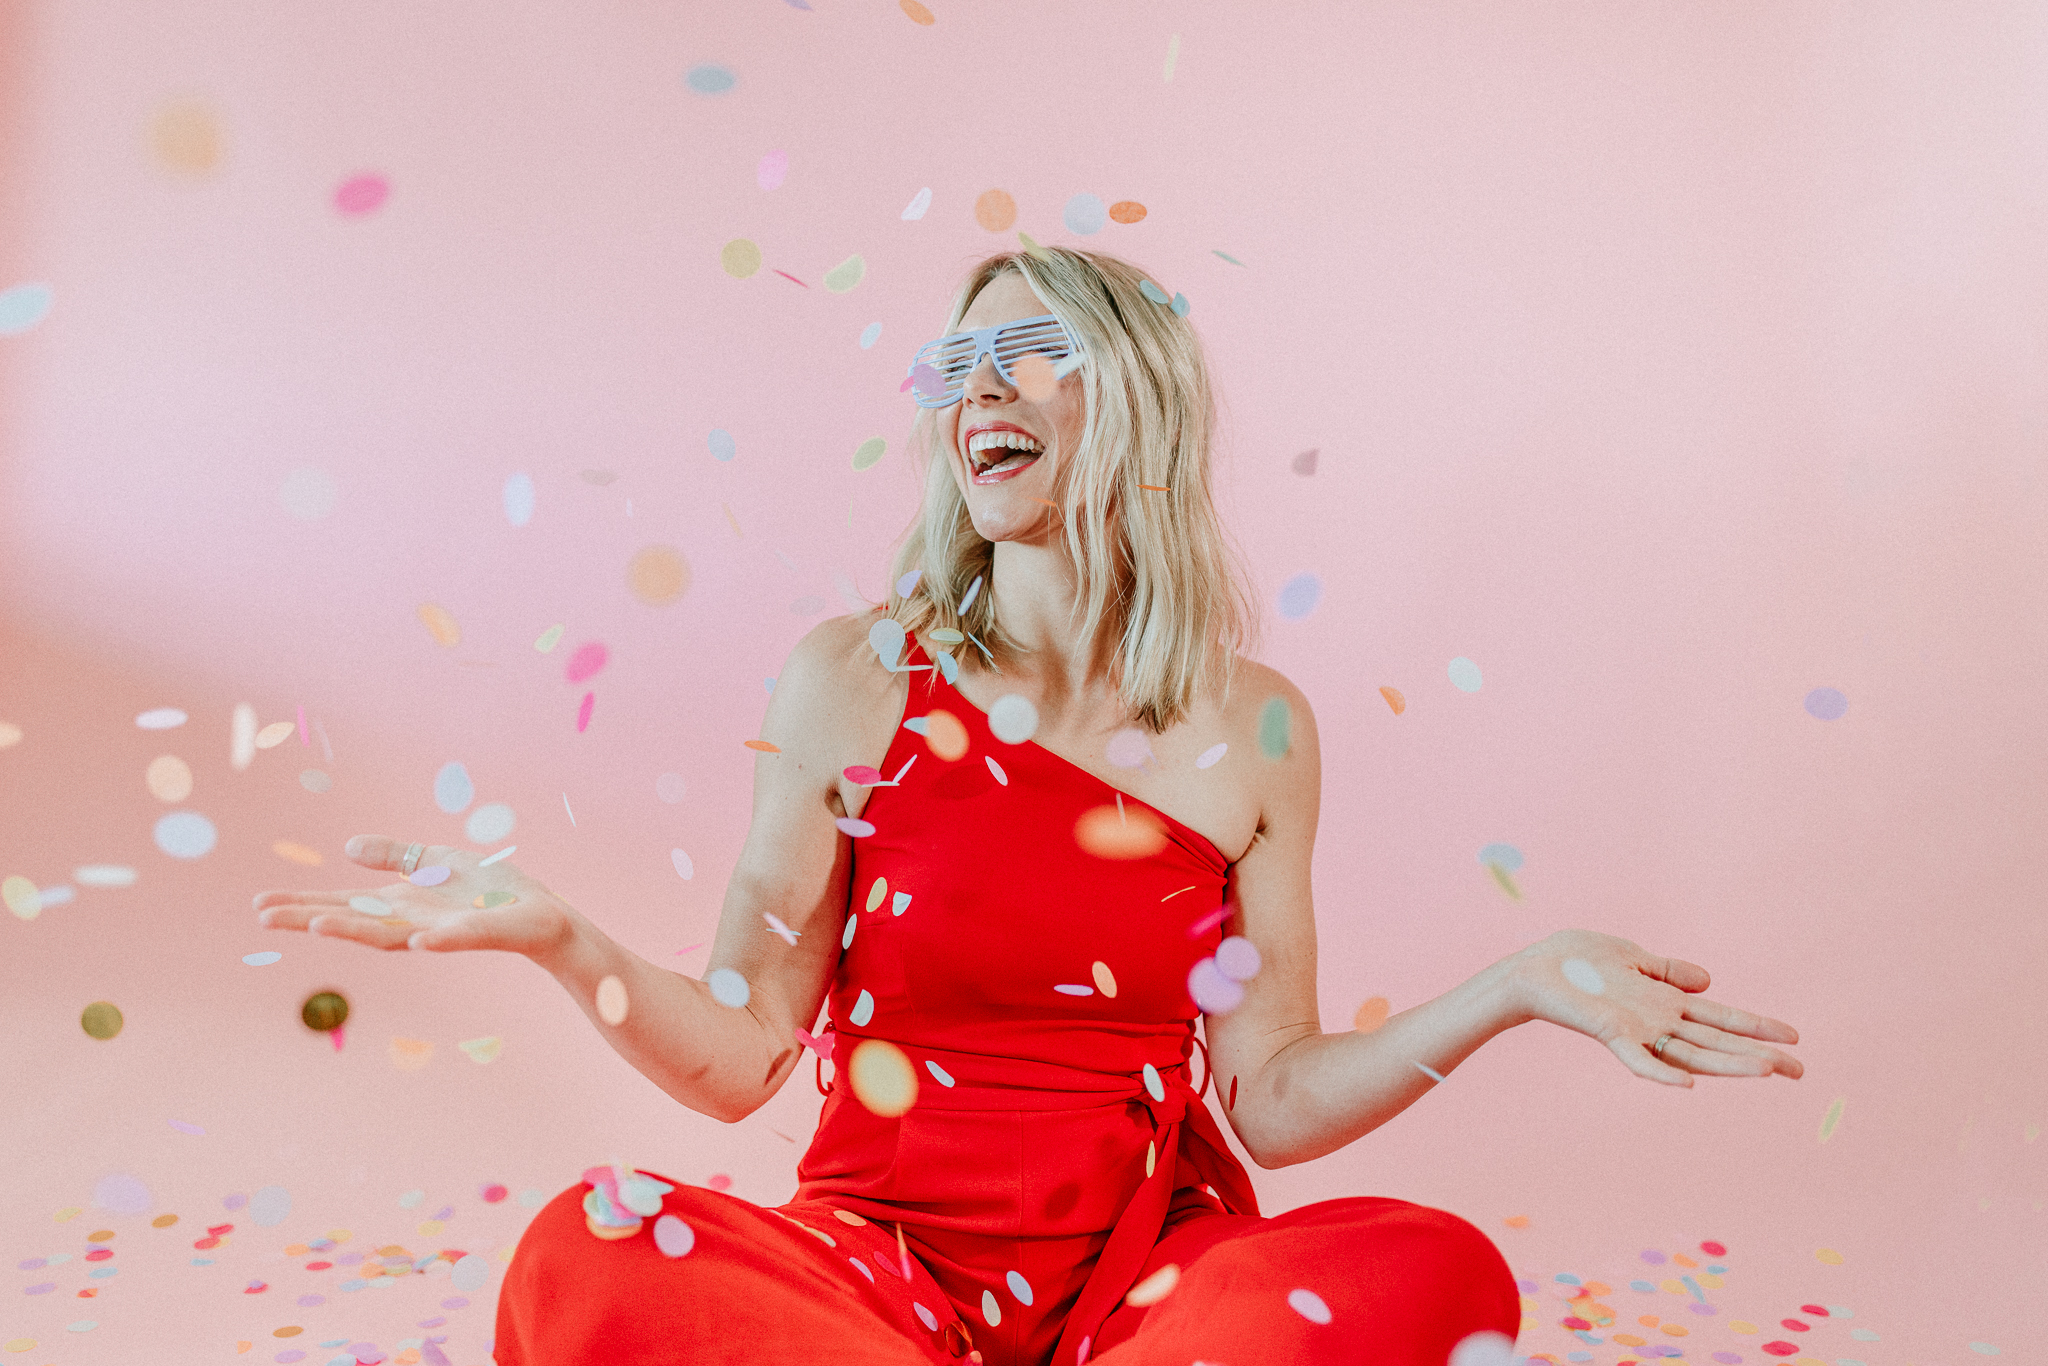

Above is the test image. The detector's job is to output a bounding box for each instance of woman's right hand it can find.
[252,834,573,959]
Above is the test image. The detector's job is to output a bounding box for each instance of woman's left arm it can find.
[1202,671,1804,1170]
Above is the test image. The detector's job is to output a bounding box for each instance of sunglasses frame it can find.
[906,314,1081,409]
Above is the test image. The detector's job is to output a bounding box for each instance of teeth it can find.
[967,431,1044,454]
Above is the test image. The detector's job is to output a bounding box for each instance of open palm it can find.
[252,834,570,957]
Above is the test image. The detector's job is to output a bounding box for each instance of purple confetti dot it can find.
[1690,1301,1719,1314]
[349,1345,385,1365]
[408,865,451,887]
[440,1296,470,1310]
[297,1294,325,1307]
[1640,1249,1667,1264]
[835,817,875,838]
[417,1317,446,1329]
[17,1258,46,1270]
[1713,1354,1742,1364]
[223,1192,248,1210]
[336,1252,364,1266]
[432,1205,454,1221]
[24,1282,55,1295]
[1516,1279,1537,1292]
[1803,687,1848,720]
[1187,956,1245,1013]
[275,1353,306,1364]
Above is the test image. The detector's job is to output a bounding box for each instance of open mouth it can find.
[965,429,1045,482]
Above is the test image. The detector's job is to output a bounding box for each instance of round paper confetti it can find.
[869,617,907,669]
[596,976,629,1025]
[986,756,1008,785]
[458,1036,502,1064]
[1562,958,1605,994]
[1379,686,1406,714]
[685,64,736,94]
[1448,657,1484,692]
[389,1037,433,1070]
[81,1002,124,1040]
[721,239,762,279]
[503,472,535,526]
[707,968,751,1008]
[1108,200,1147,224]
[852,437,887,471]
[981,1289,1002,1326]
[848,1039,918,1116]
[865,876,889,912]
[1188,958,1244,1014]
[1353,996,1390,1032]
[858,322,883,350]
[334,173,388,216]
[75,864,138,887]
[629,545,691,604]
[1106,728,1151,768]
[1091,961,1118,997]
[850,988,876,1026]
[757,149,787,190]
[1478,843,1523,873]
[302,992,349,1032]
[429,763,473,816]
[0,721,20,747]
[837,818,876,838]
[925,709,969,760]
[654,1214,695,1257]
[154,811,217,859]
[243,951,282,966]
[1215,936,1261,982]
[90,1173,149,1215]
[824,255,866,293]
[1063,193,1107,235]
[152,101,222,174]
[250,1185,291,1227]
[902,187,932,220]
[1288,1288,1333,1325]
[254,721,296,750]
[146,755,193,801]
[1258,697,1291,759]
[1006,1269,1034,1305]
[3,875,40,920]
[975,189,1018,232]
[1125,1262,1179,1306]
[1449,1330,1516,1366]
[278,469,337,521]
[988,694,1039,744]
[465,803,515,843]
[451,1253,491,1293]
[900,0,935,23]
[1139,280,1170,305]
[1074,804,1167,859]
[926,1059,955,1087]
[1194,742,1228,770]
[1804,687,1848,720]
[564,641,608,684]
[672,848,695,879]
[1277,573,1323,621]
[136,707,187,730]
[418,603,461,646]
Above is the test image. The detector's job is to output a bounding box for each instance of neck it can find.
[983,538,1120,698]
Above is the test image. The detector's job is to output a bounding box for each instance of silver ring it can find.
[1652,1033,1674,1059]
[400,842,425,877]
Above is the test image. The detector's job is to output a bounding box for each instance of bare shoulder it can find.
[1212,657,1321,823]
[762,609,905,776]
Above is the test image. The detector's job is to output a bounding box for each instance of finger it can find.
[308,911,415,952]
[407,913,492,953]
[1637,952,1711,993]
[1609,1035,1693,1087]
[345,835,447,872]
[254,890,358,915]
[1670,1020,1803,1077]
[1656,1036,1786,1078]
[1677,996,1799,1044]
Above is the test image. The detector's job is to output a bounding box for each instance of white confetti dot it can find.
[154,811,217,859]
[503,472,536,527]
[925,1060,955,1087]
[465,802,515,844]
[518,1188,546,1208]
[451,1253,491,1293]
[902,186,933,220]
[986,755,1008,785]
[708,969,751,1009]
[1142,1063,1165,1102]
[348,895,391,916]
[135,708,188,730]
[1195,742,1228,770]
[891,891,912,917]
[1054,984,1093,996]
[671,848,694,880]
[1187,957,1244,1014]
[653,1214,695,1258]
[1214,935,1261,982]
[859,322,883,349]
[1006,1269,1034,1304]
[987,694,1039,744]
[914,1301,939,1331]
[1561,957,1605,995]
[1448,656,1484,692]
[1449,1329,1515,1366]
[74,865,137,887]
[434,762,474,814]
[242,951,282,966]
[399,1188,425,1208]
[1105,728,1152,768]
[249,1184,291,1227]
[849,988,875,1026]
[836,817,876,838]
[1287,1287,1332,1324]
[849,1254,874,1281]
[981,1288,1002,1327]
[841,915,857,949]
[596,975,629,1025]
[91,1173,151,1214]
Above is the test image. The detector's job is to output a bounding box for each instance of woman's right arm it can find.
[528,613,898,1123]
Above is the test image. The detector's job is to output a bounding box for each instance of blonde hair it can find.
[881,247,1259,732]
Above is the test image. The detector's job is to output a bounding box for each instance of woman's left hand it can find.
[1505,929,1803,1087]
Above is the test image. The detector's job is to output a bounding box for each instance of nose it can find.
[962,349,1014,406]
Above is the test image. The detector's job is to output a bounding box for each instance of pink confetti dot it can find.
[706,1174,732,1192]
[757,149,788,190]
[480,1184,508,1203]
[565,642,609,684]
[576,692,595,732]
[334,173,390,216]
[836,817,875,838]
[843,766,884,786]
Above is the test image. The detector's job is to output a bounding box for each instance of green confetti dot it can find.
[1258,696,1291,759]
[534,624,564,652]
[80,1001,124,1040]
[823,254,866,294]
[1819,1097,1845,1143]
[852,437,886,471]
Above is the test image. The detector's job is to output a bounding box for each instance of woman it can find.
[253,247,1803,1366]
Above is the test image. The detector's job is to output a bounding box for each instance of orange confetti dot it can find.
[416,603,461,647]
[924,709,969,761]
[629,545,691,604]
[152,102,223,175]
[1125,1262,1180,1306]
[975,189,1017,232]
[848,1039,919,1117]
[273,1326,304,1337]
[900,0,935,22]
[744,740,781,753]
[1074,803,1167,859]
[146,754,193,801]
[272,840,324,866]
[1138,485,1170,492]
[152,1213,179,1228]
[1503,1215,1530,1228]
[1108,200,1147,224]
[1379,686,1406,715]
[1353,996,1390,1032]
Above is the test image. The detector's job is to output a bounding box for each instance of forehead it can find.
[958,272,1048,330]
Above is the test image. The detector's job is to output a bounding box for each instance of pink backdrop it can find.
[3,3,2043,1364]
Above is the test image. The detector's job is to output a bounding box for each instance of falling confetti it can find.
[1258,697,1291,759]
[757,149,787,190]
[824,255,866,293]
[975,189,1018,232]
[389,1037,433,1070]
[0,282,53,335]
[1448,656,1484,692]
[1063,193,1107,235]
[1820,1098,1845,1142]
[0,721,20,747]
[1561,958,1605,995]
[458,1036,503,1064]
[334,173,389,216]
[242,951,282,967]
[154,811,218,859]
[1109,201,1148,224]
[596,975,629,1025]
[1091,961,1118,997]
[417,602,461,647]
[1277,573,1323,621]
[902,187,933,220]
[1379,686,1405,714]
[1163,33,1180,80]
[685,64,737,95]
[707,968,751,1008]
[988,694,1039,743]
[860,321,883,349]
[629,545,691,604]
[654,1214,695,1257]
[925,709,969,760]
[1287,1287,1331,1324]
[1214,249,1246,265]
[848,1039,918,1116]
[1074,803,1167,859]
[81,1001,124,1039]
[1353,997,1390,1032]
[1188,958,1244,1014]
[1194,742,1228,770]
[151,101,223,175]
[504,472,536,526]
[900,0,935,22]
[852,436,887,471]
[721,239,763,279]
[466,803,516,843]
[1804,687,1848,720]
[1106,728,1152,768]
[136,707,187,730]
[4,875,42,921]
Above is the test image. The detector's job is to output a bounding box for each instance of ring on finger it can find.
[1652,1033,1676,1059]
[400,842,425,877]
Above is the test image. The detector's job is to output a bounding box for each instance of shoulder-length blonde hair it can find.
[881,247,1258,733]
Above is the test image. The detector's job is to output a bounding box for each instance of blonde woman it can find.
[254,247,1803,1366]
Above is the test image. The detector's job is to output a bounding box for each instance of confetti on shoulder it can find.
[745,740,781,753]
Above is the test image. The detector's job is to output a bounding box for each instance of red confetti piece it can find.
[1186,905,1230,937]
[1800,1305,1829,1317]
[1761,1343,1799,1357]
[706,1174,733,1191]
[772,270,809,288]
[1781,1320,1810,1332]
[843,765,884,785]
[306,1261,331,1271]
[1699,1240,1727,1256]
[1562,1318,1591,1330]
[481,1183,509,1203]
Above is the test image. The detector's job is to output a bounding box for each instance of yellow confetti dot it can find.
[4,1338,37,1353]
[1660,1278,1684,1294]
[1145,1140,1156,1178]
[1814,1247,1843,1264]
[832,1209,868,1226]
[53,1206,80,1223]
[925,709,969,761]
[1660,1324,1689,1337]
[1073,804,1167,859]
[1091,961,1117,998]
[302,992,349,1031]
[145,754,193,801]
[81,1001,124,1039]
[596,975,629,1026]
[417,1220,444,1237]
[866,877,889,912]
[327,1229,352,1243]
[900,0,935,23]
[1728,1321,1758,1334]
[388,1037,433,1070]
[1353,996,1391,1032]
[273,841,323,866]
[3,874,41,921]
[152,1213,179,1228]
[721,238,762,279]
[254,721,296,750]
[975,189,1017,232]
[1697,1273,1722,1289]
[473,890,516,909]
[629,545,691,604]
[1379,686,1406,714]
[1638,1315,1661,1327]
[1124,1262,1179,1307]
[1820,1097,1845,1142]
[848,1039,919,1117]
[152,102,222,174]
[416,602,461,647]
[273,1326,303,1338]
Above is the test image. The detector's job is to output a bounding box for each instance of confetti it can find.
[765,913,801,945]
[1109,201,1147,224]
[745,740,781,753]
[1171,291,1190,317]
[154,811,218,859]
[1091,961,1118,997]
[1139,280,1171,305]
[565,641,609,683]
[334,172,389,216]
[249,1185,292,1227]
[860,321,882,349]
[1448,656,1484,692]
[136,706,188,730]
[925,709,969,761]
[596,976,629,1025]
[1214,936,1261,982]
[1124,1261,1180,1306]
[774,268,808,288]
[466,803,516,843]
[850,988,876,1026]
[757,149,788,190]
[926,1060,955,1087]
[1287,1288,1332,1325]
[1379,686,1405,714]
[0,721,20,747]
[81,1002,124,1040]
[629,545,691,603]
[389,1038,433,1070]
[302,992,348,1031]
[1074,803,1167,859]
[892,891,912,916]
[1277,573,1323,621]
[480,845,516,867]
[146,754,193,800]
[988,694,1039,743]
[1188,958,1243,1013]
[1195,742,1228,769]
[1187,904,1230,936]
[1257,697,1291,759]
[1063,193,1107,235]
[824,255,866,293]
[4,875,41,921]
[901,187,934,220]
[1353,997,1390,1032]
[721,239,762,279]
[1054,984,1093,997]
[708,968,751,1008]
[985,756,1008,785]
[654,1214,695,1257]
[1414,1061,1446,1083]
[242,951,282,966]
[900,0,935,22]
[500,470,538,526]
[1006,1269,1034,1305]
[853,437,887,471]
[837,817,876,838]
[1450,1330,1516,1366]
[1561,958,1605,995]
[1804,687,1848,720]
[685,64,736,94]
[975,189,1017,232]
[848,1039,918,1116]
[151,100,222,174]
[1106,728,1152,767]
[1214,249,1245,266]
[458,1037,502,1064]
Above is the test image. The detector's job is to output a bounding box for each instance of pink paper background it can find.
[3,3,2043,1364]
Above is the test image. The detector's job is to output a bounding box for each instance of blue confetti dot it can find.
[242,951,282,966]
[764,677,777,694]
[1478,842,1524,872]
[1630,1280,1657,1292]
[1276,573,1322,621]
[859,322,882,349]
[1554,1273,1580,1284]
[1804,686,1847,720]
[154,811,218,859]
[0,282,53,336]
[1448,656,1484,692]
[434,761,474,814]
[1063,193,1107,235]
[502,472,535,527]
[685,64,736,95]
[709,428,736,462]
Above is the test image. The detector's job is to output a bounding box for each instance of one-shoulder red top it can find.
[795,636,1260,1364]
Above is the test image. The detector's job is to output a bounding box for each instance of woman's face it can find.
[942,272,1087,545]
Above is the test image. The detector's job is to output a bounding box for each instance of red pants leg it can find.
[492,1173,967,1365]
[1087,1197,1521,1366]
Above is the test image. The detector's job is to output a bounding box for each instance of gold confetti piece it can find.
[457,1036,502,1064]
[832,1209,868,1226]
[3,874,41,921]
[721,238,762,279]
[53,1206,81,1222]
[848,1039,919,1117]
[146,754,194,801]
[823,255,866,293]
[865,876,889,912]
[81,1001,123,1039]
[152,1213,179,1228]
[417,603,461,647]
[472,890,516,909]
[629,545,691,604]
[1074,804,1166,859]
[1160,886,1194,901]
[1091,961,1117,998]
[388,1037,433,1071]
[301,992,348,1031]
[272,840,323,866]
[417,1220,444,1238]
[152,101,222,175]
[1017,230,1050,260]
[1145,1140,1156,1178]
[900,0,934,23]
[1379,686,1406,715]
[1139,484,1170,492]
[744,740,781,753]
[273,1326,303,1338]
[1163,33,1180,81]
[1124,1262,1180,1307]
[596,975,629,1026]
[925,709,969,761]
[3,1339,36,1353]
[1503,1215,1530,1228]
[723,503,742,537]
[1353,996,1390,1032]
[1814,1247,1843,1265]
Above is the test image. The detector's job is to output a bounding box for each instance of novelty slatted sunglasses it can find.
[906,314,1080,408]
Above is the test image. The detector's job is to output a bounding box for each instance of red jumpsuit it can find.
[495,641,1521,1365]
